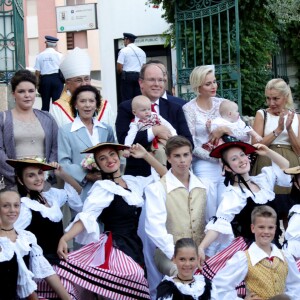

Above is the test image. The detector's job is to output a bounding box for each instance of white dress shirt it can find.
[145,169,209,259]
[71,116,107,145]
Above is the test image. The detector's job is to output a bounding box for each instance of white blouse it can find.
[66,175,154,245]
[183,97,248,162]
[213,242,300,299]
[14,183,82,230]
[205,163,291,253]
[0,230,55,298]
[158,275,219,300]
[284,204,300,258]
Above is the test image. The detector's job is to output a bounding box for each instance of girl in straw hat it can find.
[197,137,291,296]
[56,142,167,300]
[7,158,82,299]
[7,158,82,265]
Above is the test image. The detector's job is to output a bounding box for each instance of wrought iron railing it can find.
[0,0,25,84]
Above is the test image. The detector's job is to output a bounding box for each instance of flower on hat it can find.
[33,157,47,163]
[81,154,99,171]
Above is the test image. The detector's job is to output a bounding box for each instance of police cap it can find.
[123,33,137,41]
[45,35,59,43]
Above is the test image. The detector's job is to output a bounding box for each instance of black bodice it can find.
[26,209,63,265]
[156,277,212,300]
[0,253,18,300]
[231,197,282,245]
[99,194,144,266]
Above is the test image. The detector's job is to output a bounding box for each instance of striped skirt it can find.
[54,233,150,300]
[200,236,251,297]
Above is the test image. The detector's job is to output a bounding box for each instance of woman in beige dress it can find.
[0,69,58,190]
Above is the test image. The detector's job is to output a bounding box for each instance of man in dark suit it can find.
[116,63,193,176]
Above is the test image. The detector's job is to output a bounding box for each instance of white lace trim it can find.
[21,193,63,222]
[162,275,206,298]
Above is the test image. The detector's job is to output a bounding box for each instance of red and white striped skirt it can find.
[55,233,150,300]
[199,236,251,297]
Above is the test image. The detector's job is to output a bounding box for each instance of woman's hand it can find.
[209,126,231,145]
[129,143,148,159]
[122,149,131,158]
[57,237,69,260]
[253,143,269,156]
[85,172,101,182]
[277,109,285,132]
[49,162,63,177]
[286,110,295,132]
[197,247,206,270]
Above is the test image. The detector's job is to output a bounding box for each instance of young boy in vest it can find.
[213,205,300,300]
[144,136,209,297]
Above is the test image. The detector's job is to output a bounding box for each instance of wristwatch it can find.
[273,130,279,137]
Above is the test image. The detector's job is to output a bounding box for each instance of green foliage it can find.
[146,0,300,116]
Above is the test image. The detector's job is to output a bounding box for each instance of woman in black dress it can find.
[56,142,167,299]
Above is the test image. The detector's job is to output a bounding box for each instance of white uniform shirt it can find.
[34,48,62,75]
[117,43,146,72]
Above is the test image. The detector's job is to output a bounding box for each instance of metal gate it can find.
[0,0,25,83]
[175,0,242,111]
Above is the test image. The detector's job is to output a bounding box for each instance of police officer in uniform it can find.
[117,33,146,101]
[34,35,64,111]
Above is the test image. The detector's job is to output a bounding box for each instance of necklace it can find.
[234,179,251,183]
[1,227,14,231]
[176,275,194,284]
[113,175,122,179]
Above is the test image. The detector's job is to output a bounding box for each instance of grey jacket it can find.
[0,109,58,187]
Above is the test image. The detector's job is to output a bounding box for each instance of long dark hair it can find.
[15,166,47,204]
[221,147,254,196]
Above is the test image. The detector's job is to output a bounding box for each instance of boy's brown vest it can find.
[160,175,207,246]
[245,250,288,299]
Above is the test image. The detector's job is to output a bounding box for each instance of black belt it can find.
[123,71,139,74]
[41,73,59,77]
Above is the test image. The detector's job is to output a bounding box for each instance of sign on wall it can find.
[56,3,98,33]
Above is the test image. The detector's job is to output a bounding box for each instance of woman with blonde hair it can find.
[183,65,249,217]
[252,78,300,228]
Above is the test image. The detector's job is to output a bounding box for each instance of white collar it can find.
[289,204,300,215]
[161,91,168,99]
[165,169,207,193]
[151,99,160,106]
[248,242,284,266]
[71,116,107,132]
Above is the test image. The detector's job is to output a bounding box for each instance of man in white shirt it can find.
[117,32,146,101]
[34,35,64,111]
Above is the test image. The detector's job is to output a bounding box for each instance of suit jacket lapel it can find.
[97,126,108,142]
[75,127,93,148]
[159,98,169,119]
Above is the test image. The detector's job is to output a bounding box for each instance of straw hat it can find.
[284,166,300,175]
[6,158,56,171]
[81,143,130,154]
